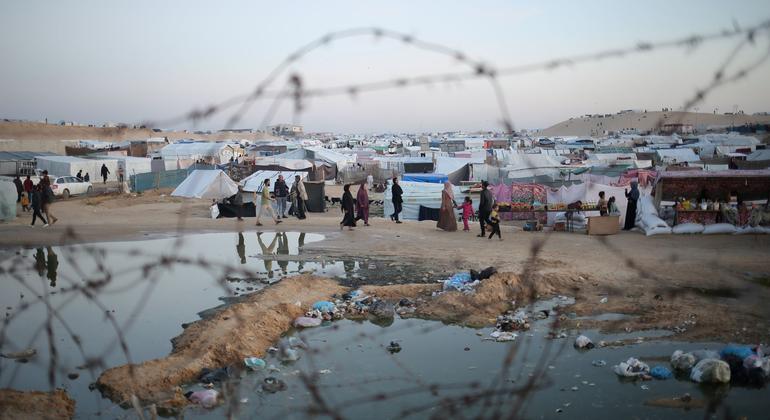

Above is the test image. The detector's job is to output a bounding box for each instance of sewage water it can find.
[0,233,766,418]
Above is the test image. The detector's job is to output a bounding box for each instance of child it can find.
[20,191,30,212]
[488,203,502,240]
[457,196,473,231]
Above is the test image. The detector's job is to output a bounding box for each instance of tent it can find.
[171,169,239,199]
[160,142,238,165]
[240,171,307,193]
[251,157,313,171]
[383,181,474,221]
[402,173,448,184]
[0,179,17,222]
[95,156,152,176]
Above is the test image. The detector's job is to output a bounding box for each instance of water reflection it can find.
[32,247,59,286]
[236,233,246,264]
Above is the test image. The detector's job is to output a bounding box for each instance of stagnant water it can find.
[0,233,766,418]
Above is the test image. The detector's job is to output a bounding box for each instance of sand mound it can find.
[96,274,346,407]
[0,388,75,420]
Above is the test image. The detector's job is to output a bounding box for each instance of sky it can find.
[1,0,769,133]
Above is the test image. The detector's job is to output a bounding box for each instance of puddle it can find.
[576,313,636,322]
[177,315,766,419]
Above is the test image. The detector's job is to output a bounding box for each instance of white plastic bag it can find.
[210,203,220,219]
[690,358,730,383]
[702,223,737,235]
[613,357,650,377]
[672,223,704,234]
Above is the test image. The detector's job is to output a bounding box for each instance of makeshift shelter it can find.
[160,142,239,166]
[655,149,700,164]
[0,179,17,222]
[0,151,57,176]
[402,173,448,184]
[36,156,118,181]
[95,156,152,176]
[171,169,239,199]
[653,170,770,204]
[251,157,313,172]
[383,181,472,221]
[302,180,326,213]
[241,171,306,193]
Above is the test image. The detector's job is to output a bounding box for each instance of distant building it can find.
[483,139,510,149]
[440,139,466,153]
[268,124,304,137]
[661,123,694,135]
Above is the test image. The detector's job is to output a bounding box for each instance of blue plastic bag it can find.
[443,272,473,291]
[720,344,754,360]
[312,301,336,312]
[650,365,672,379]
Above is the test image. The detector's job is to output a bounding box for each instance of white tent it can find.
[160,142,237,164]
[240,170,307,193]
[36,156,119,181]
[383,181,472,221]
[95,156,152,176]
[171,169,239,199]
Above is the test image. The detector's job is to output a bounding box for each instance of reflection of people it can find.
[232,186,244,221]
[46,247,58,287]
[34,248,46,277]
[343,259,356,277]
[277,232,289,274]
[257,232,278,277]
[236,232,246,264]
[297,232,306,271]
[437,181,458,231]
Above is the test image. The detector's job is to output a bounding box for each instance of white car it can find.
[50,176,93,199]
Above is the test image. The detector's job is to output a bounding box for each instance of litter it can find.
[244,357,266,371]
[279,347,300,362]
[261,377,287,393]
[386,341,401,353]
[0,348,36,359]
[185,389,219,408]
[342,290,363,301]
[470,266,497,281]
[574,335,594,349]
[640,384,649,390]
[613,357,650,378]
[318,369,332,375]
[443,272,477,292]
[670,350,696,371]
[369,300,395,319]
[490,331,518,342]
[312,301,336,313]
[288,336,308,349]
[650,366,672,380]
[719,344,754,360]
[599,297,608,304]
[591,360,607,367]
[198,367,231,383]
[294,316,322,328]
[690,358,730,383]
[496,310,529,332]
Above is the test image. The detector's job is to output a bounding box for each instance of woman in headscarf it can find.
[437,181,458,231]
[340,184,356,230]
[356,181,370,226]
[623,181,640,230]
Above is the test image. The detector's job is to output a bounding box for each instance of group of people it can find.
[593,181,641,231]
[12,171,58,227]
[339,181,371,230]
[75,170,91,182]
[230,174,309,226]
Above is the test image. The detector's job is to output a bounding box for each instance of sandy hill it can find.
[537,111,770,137]
[0,121,278,154]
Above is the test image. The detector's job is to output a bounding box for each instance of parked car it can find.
[50,176,93,199]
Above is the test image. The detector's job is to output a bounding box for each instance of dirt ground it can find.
[1,190,769,347]
[0,388,75,420]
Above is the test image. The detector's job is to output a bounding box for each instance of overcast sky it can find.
[1,0,769,133]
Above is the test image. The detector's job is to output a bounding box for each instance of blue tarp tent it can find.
[402,173,448,183]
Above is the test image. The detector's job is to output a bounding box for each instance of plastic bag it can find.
[702,223,737,235]
[443,272,475,291]
[672,223,704,234]
[650,365,673,379]
[671,350,696,371]
[244,357,266,371]
[574,335,594,349]
[294,316,322,328]
[210,203,219,219]
[198,367,231,383]
[720,344,754,360]
[186,389,218,408]
[613,357,650,377]
[312,301,336,313]
[690,358,730,383]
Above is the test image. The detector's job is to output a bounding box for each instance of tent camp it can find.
[95,156,152,176]
[160,142,239,166]
[241,171,307,193]
[171,169,239,199]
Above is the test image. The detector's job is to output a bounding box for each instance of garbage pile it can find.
[488,309,528,342]
[292,292,414,330]
[440,267,497,293]
[184,366,234,408]
[607,344,770,386]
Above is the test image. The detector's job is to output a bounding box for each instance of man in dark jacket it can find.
[477,180,495,237]
[100,164,110,184]
[390,177,403,223]
[13,175,23,202]
[30,184,48,227]
[232,186,244,221]
[273,175,289,219]
[23,175,34,198]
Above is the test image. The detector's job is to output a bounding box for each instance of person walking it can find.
[356,181,370,226]
[623,181,640,230]
[457,196,473,231]
[23,175,33,200]
[437,181,458,231]
[340,184,356,230]
[390,177,403,223]
[100,164,110,184]
[232,185,244,221]
[13,175,23,203]
[273,175,289,219]
[487,203,502,240]
[30,184,48,227]
[41,178,58,225]
[255,179,281,226]
[477,180,494,237]
[292,175,308,220]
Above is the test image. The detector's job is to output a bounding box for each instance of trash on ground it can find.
[198,367,231,383]
[185,389,219,408]
[0,348,37,359]
[591,360,607,367]
[613,357,650,378]
[690,358,731,383]
[244,357,266,371]
[386,341,401,353]
[261,377,287,393]
[294,316,323,328]
[574,335,594,349]
[649,366,672,380]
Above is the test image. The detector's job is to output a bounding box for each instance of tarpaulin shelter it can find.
[171,169,239,199]
[384,181,472,221]
[302,180,326,213]
[402,173,448,183]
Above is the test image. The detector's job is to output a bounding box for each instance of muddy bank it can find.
[96,275,346,407]
[0,388,75,420]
